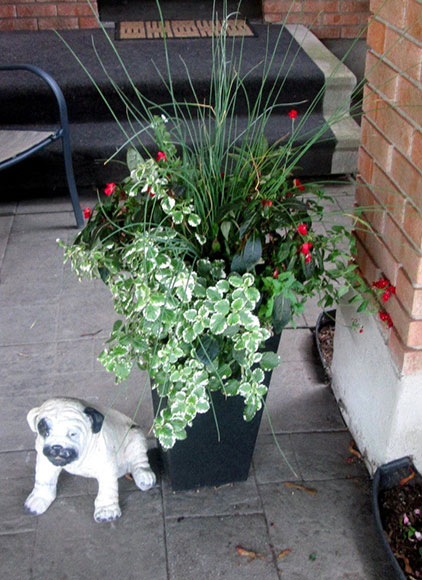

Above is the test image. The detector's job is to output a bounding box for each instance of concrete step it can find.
[0,23,361,191]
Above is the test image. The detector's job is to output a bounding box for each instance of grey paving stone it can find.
[57,279,116,341]
[253,434,301,484]
[8,211,77,245]
[32,493,167,580]
[260,359,345,434]
[279,328,315,362]
[166,514,280,580]
[0,303,58,346]
[259,478,397,580]
[0,343,56,392]
[291,431,367,481]
[0,479,37,534]
[0,215,13,270]
[55,338,95,374]
[0,393,50,452]
[0,531,35,580]
[0,200,17,216]
[163,476,263,519]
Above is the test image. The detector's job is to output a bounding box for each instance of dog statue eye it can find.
[68,431,79,440]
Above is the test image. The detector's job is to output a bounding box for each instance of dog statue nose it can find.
[51,445,63,456]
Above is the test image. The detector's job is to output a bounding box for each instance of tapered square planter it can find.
[151,332,281,491]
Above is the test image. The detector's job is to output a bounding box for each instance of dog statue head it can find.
[27,398,105,467]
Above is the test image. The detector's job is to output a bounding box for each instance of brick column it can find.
[262,0,371,38]
[356,0,422,373]
[331,0,422,473]
[0,0,99,30]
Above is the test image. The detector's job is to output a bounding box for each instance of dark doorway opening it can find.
[99,0,262,24]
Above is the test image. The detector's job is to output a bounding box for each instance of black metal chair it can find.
[0,64,84,227]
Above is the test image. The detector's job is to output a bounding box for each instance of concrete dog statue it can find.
[25,397,156,522]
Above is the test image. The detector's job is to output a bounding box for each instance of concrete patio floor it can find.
[0,182,396,579]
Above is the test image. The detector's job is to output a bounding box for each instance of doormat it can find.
[116,19,255,40]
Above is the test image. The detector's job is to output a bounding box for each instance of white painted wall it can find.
[331,296,422,474]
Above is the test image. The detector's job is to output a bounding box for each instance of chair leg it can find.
[62,133,84,228]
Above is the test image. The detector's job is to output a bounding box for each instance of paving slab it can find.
[0,531,35,580]
[259,478,397,580]
[0,343,56,392]
[32,492,167,580]
[165,513,280,580]
[253,434,302,484]
[0,303,58,346]
[260,359,346,434]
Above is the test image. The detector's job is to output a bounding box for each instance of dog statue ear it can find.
[83,406,105,434]
[26,407,40,432]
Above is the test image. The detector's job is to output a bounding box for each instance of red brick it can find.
[396,267,422,318]
[0,17,37,29]
[372,163,405,224]
[361,224,400,283]
[262,0,302,12]
[411,129,422,167]
[390,149,422,207]
[384,27,422,84]
[403,201,422,248]
[355,234,380,282]
[342,0,369,10]
[78,15,99,28]
[365,51,399,101]
[387,295,422,347]
[366,17,385,54]
[311,25,341,38]
[17,3,56,16]
[57,2,92,16]
[323,12,361,24]
[406,0,422,42]
[286,13,320,25]
[358,145,374,182]
[375,104,414,158]
[355,178,386,232]
[304,0,340,10]
[370,0,406,28]
[361,117,393,173]
[362,85,381,120]
[388,328,422,374]
[341,24,368,37]
[397,75,422,128]
[0,4,15,17]
[38,15,77,28]
[263,13,283,23]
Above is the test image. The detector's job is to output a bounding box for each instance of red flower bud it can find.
[297,224,308,236]
[300,242,313,254]
[261,200,273,207]
[373,278,390,289]
[273,269,279,278]
[104,183,117,196]
[83,208,92,219]
[383,290,391,302]
[156,151,167,162]
[305,253,312,263]
[288,109,298,119]
[379,311,393,328]
[293,178,305,191]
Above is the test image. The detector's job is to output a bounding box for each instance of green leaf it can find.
[272,294,292,333]
[221,220,232,240]
[144,304,161,322]
[196,335,220,365]
[188,213,201,227]
[231,234,262,273]
[127,147,143,172]
[215,299,230,316]
[260,351,281,371]
[243,403,257,422]
[224,378,239,396]
[209,314,227,335]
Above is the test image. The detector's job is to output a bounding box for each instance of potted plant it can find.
[372,457,422,579]
[60,13,369,489]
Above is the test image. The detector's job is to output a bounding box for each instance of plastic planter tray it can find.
[314,309,336,379]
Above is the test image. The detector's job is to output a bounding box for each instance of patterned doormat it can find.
[116,19,255,40]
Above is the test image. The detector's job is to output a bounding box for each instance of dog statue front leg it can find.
[94,474,121,523]
[25,454,61,516]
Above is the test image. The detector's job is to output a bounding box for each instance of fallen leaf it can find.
[80,329,103,337]
[124,473,133,481]
[277,549,292,560]
[284,482,317,495]
[399,468,415,486]
[235,546,265,561]
[349,440,362,459]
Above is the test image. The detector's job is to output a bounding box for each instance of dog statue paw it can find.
[25,397,156,522]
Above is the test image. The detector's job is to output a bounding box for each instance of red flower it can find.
[300,242,313,254]
[305,253,312,263]
[293,178,305,191]
[273,269,279,279]
[83,208,92,219]
[383,289,391,302]
[297,224,308,236]
[379,312,393,328]
[146,186,155,198]
[156,151,167,162]
[390,285,396,294]
[373,278,390,289]
[288,109,298,119]
[104,183,117,196]
[261,200,273,207]
[220,172,225,178]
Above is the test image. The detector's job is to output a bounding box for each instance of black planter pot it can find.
[372,457,419,579]
[314,309,336,379]
[151,332,281,491]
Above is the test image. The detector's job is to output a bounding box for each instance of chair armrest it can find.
[0,64,70,136]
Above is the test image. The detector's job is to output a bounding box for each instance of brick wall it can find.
[356,0,422,374]
[0,0,99,30]
[262,0,370,38]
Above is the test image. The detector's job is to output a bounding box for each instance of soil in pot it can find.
[379,479,422,578]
